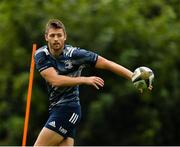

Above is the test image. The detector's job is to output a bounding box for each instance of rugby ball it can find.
[132,66,154,90]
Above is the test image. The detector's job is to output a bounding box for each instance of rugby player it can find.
[34,19,133,146]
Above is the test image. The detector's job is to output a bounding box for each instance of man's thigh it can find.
[34,127,64,146]
[34,102,81,146]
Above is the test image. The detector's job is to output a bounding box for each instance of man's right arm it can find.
[40,67,104,89]
[34,48,104,89]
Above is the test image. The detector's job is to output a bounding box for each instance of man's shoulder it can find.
[35,45,50,56]
[64,44,79,57]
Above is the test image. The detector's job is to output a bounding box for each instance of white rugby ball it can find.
[132,66,154,90]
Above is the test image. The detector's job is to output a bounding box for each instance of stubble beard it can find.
[49,42,64,56]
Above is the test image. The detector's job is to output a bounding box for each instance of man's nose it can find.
[54,35,58,41]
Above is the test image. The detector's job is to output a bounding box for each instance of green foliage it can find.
[0,0,180,145]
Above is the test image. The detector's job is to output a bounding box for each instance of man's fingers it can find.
[148,85,153,91]
[90,77,104,89]
[95,77,104,87]
[97,77,104,84]
[139,88,143,93]
[92,83,100,89]
[86,76,104,89]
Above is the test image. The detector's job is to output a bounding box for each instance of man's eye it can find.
[57,34,62,37]
[50,34,55,37]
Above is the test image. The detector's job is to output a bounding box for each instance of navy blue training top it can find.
[34,44,98,110]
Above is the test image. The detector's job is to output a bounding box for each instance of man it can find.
[34,19,150,146]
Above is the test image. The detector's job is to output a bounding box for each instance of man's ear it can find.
[64,33,67,41]
[45,34,48,41]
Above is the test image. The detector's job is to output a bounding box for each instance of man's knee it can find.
[59,137,74,146]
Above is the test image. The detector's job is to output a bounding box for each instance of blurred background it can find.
[0,0,180,145]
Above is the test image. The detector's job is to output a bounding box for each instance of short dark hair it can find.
[45,19,66,35]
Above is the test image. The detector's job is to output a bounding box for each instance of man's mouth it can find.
[53,43,61,50]
[53,43,60,46]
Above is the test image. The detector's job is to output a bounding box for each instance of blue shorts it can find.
[45,101,81,138]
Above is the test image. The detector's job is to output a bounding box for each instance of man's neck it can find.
[48,46,64,58]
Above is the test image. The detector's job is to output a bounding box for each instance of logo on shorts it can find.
[59,126,67,134]
[48,121,56,128]
[69,113,79,124]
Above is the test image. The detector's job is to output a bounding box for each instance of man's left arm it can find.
[95,56,133,80]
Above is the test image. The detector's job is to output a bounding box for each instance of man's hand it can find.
[139,85,153,93]
[83,76,104,89]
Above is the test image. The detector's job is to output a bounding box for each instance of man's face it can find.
[45,28,66,55]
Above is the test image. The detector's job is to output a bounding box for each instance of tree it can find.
[0,0,180,145]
